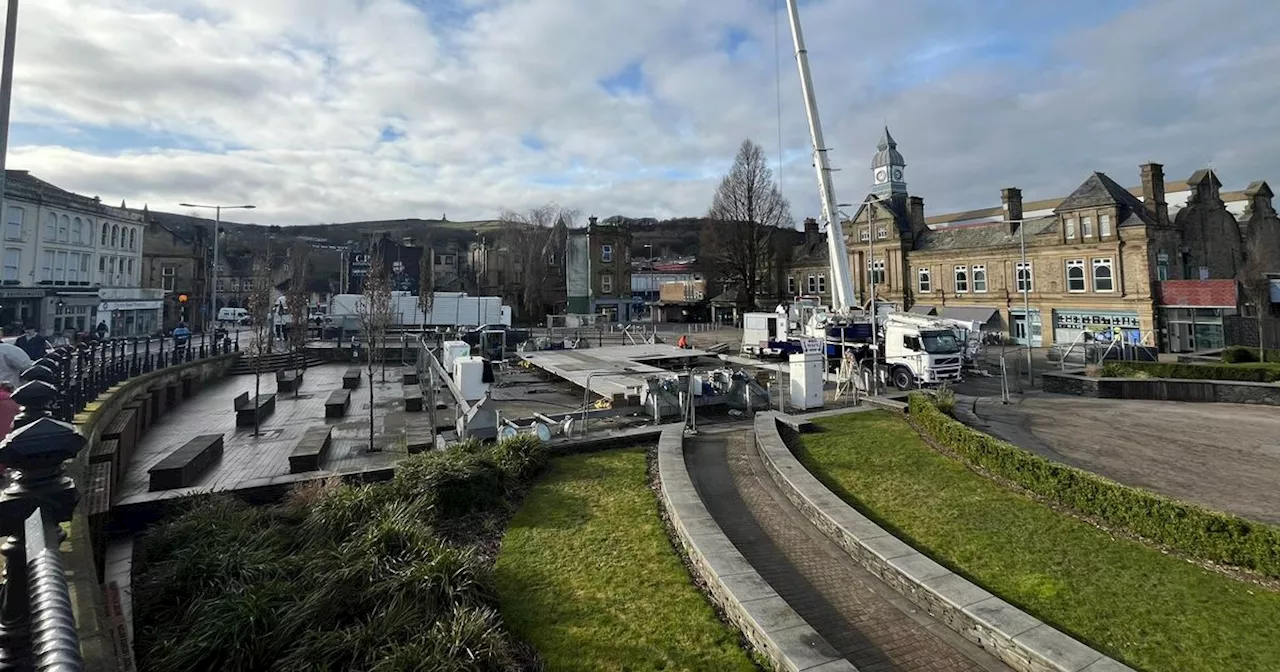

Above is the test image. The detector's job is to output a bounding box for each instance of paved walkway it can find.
[686,430,1007,672]
[961,391,1280,525]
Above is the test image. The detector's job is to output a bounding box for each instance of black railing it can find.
[0,329,241,670]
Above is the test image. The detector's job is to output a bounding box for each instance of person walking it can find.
[0,342,32,389]
[14,326,49,362]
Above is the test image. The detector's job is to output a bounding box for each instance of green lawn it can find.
[494,448,757,672]
[796,411,1280,672]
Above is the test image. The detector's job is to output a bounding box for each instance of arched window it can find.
[44,212,56,241]
[111,225,119,248]
[101,223,109,246]
[72,217,83,244]
[58,215,70,242]
[129,228,137,251]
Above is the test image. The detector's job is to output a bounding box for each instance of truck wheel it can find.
[892,367,915,391]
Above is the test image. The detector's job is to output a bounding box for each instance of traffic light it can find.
[178,294,188,303]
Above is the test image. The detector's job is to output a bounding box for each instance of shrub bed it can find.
[1222,346,1280,364]
[1100,360,1280,383]
[908,393,1280,577]
[133,434,552,672]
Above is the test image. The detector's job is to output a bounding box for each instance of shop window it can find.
[1066,259,1086,292]
[954,265,968,293]
[1092,258,1114,292]
[917,268,931,293]
[972,264,988,293]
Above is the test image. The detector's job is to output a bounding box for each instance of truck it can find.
[870,312,965,389]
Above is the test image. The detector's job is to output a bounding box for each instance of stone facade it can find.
[826,130,1280,350]
[142,211,210,329]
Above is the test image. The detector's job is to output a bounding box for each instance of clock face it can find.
[892,168,903,181]
[874,168,887,184]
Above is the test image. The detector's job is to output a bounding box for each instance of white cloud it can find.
[6,0,1280,226]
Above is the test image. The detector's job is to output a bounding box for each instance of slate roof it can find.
[871,126,905,169]
[4,170,115,215]
[791,235,828,266]
[1052,172,1147,220]
[914,215,1058,252]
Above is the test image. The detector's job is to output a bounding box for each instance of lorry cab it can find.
[882,320,964,389]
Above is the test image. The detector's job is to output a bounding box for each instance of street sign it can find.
[801,338,824,355]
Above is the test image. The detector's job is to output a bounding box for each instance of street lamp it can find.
[644,244,654,323]
[179,202,255,330]
[1000,216,1037,383]
[0,1,22,233]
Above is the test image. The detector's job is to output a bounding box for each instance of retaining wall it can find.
[1042,370,1280,405]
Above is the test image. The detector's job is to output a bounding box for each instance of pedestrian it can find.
[14,325,50,361]
[0,341,32,387]
[96,320,109,340]
[0,382,17,435]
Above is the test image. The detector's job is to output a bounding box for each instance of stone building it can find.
[786,218,833,303]
[141,208,211,330]
[566,216,633,322]
[833,130,1279,351]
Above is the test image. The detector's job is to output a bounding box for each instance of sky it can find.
[6,0,1280,227]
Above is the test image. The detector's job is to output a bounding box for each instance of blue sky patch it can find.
[599,61,646,96]
[379,125,406,142]
[520,133,546,151]
[10,122,236,154]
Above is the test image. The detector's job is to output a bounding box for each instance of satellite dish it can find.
[535,423,551,443]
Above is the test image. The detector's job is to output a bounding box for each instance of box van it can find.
[218,307,250,324]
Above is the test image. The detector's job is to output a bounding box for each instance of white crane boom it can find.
[783,0,856,313]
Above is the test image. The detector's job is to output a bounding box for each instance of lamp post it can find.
[863,194,892,396]
[644,244,653,323]
[179,203,255,332]
[1001,216,1036,383]
[0,1,21,239]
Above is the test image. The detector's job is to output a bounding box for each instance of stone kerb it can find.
[753,412,1131,672]
[654,426,855,672]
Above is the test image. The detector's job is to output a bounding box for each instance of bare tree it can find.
[355,249,393,452]
[1238,235,1274,360]
[499,204,577,322]
[418,241,435,331]
[245,249,275,436]
[286,242,311,397]
[702,139,793,312]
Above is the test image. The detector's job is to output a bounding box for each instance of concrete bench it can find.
[403,385,423,412]
[402,369,419,386]
[289,426,333,474]
[343,368,362,390]
[148,433,224,491]
[235,392,277,427]
[325,389,351,418]
[276,369,304,394]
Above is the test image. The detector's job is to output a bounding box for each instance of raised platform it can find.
[519,344,707,402]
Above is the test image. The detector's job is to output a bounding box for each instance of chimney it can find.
[1243,181,1275,218]
[1140,163,1168,226]
[1001,187,1023,234]
[908,196,926,232]
[588,215,598,227]
[803,217,819,244]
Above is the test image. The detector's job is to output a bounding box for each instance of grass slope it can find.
[796,411,1280,672]
[494,448,757,672]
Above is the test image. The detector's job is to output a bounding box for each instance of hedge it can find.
[1223,346,1280,364]
[907,393,1280,578]
[1100,360,1280,383]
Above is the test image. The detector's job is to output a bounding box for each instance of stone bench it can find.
[325,389,351,418]
[235,392,277,427]
[86,461,113,581]
[88,439,122,489]
[402,369,419,386]
[148,433,224,492]
[289,426,333,474]
[276,369,304,394]
[343,368,362,390]
[403,385,423,412]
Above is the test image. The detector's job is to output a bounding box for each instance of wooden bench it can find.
[86,461,113,581]
[88,438,122,488]
[148,433,224,491]
[100,408,138,479]
[402,369,419,386]
[276,369,304,394]
[325,389,351,418]
[343,368,362,390]
[288,426,333,474]
[403,385,423,412]
[235,392,277,427]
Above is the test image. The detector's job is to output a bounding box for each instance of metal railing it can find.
[0,331,241,669]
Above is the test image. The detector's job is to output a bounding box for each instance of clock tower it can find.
[871,125,906,198]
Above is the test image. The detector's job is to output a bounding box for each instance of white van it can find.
[217,307,250,324]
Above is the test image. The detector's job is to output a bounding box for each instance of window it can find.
[1092,258,1114,292]
[44,213,56,242]
[1066,259,1086,292]
[787,276,796,294]
[972,264,988,293]
[876,226,887,240]
[601,273,613,294]
[54,250,67,284]
[917,267,931,293]
[860,228,870,242]
[5,206,22,241]
[162,265,176,291]
[1065,218,1076,239]
[58,215,69,243]
[41,250,53,282]
[1100,214,1112,237]
[71,217,82,244]
[79,254,90,284]
[868,259,885,285]
[127,258,135,278]
[817,274,826,294]
[601,244,612,263]
[129,228,137,251]
[806,274,817,293]
[1157,261,1168,282]
[111,225,119,248]
[107,256,116,282]
[1016,261,1033,292]
[1081,216,1093,238]
[242,279,253,291]
[3,248,19,281]
[67,252,79,283]
[953,266,969,293]
[101,223,109,246]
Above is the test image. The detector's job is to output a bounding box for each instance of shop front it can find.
[0,288,45,336]
[45,293,101,340]
[1155,279,1240,353]
[1009,308,1042,347]
[1052,309,1142,346]
[99,299,163,337]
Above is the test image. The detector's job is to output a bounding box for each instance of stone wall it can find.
[1042,369,1280,405]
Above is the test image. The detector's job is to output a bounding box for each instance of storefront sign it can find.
[1053,311,1140,330]
[100,300,163,311]
[0,289,45,299]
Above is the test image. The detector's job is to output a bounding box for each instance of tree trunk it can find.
[1260,317,1266,362]
[253,368,261,436]
[368,346,376,453]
